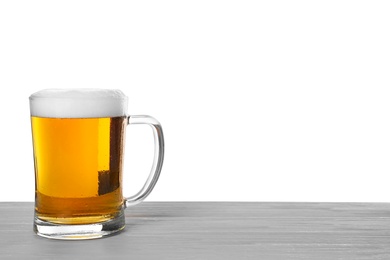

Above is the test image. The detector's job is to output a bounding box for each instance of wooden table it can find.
[1,202,389,259]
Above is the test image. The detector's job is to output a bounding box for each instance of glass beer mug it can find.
[29,89,164,240]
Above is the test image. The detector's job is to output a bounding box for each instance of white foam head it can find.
[29,89,128,118]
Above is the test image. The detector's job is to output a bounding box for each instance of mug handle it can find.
[125,115,165,207]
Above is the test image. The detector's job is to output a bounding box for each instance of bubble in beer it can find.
[29,89,128,118]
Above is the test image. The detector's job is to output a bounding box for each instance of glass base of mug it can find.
[33,210,125,240]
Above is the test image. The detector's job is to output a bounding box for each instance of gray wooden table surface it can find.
[1,202,390,259]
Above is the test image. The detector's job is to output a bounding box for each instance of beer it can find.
[31,116,126,224]
[30,88,164,239]
[30,89,129,225]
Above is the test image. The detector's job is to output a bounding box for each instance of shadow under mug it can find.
[29,89,164,240]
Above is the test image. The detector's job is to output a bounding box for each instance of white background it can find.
[1,0,389,202]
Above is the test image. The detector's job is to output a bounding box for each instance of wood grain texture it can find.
[0,202,389,259]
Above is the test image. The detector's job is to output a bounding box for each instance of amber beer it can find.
[31,116,126,224]
[30,89,164,239]
[30,89,130,226]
